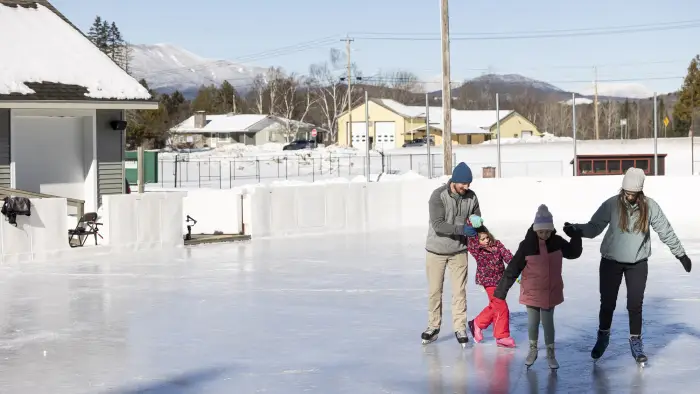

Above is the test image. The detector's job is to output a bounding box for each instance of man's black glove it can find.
[563,222,582,238]
[678,254,692,273]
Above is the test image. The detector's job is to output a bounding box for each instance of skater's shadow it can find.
[526,369,557,394]
[424,346,444,394]
[639,297,700,359]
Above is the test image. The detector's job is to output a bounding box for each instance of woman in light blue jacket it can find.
[564,167,691,365]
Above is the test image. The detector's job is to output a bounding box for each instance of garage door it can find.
[349,122,367,149]
[374,121,396,151]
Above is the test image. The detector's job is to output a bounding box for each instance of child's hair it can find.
[477,225,497,243]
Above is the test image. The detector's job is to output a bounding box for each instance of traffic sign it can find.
[311,128,317,137]
[663,117,669,127]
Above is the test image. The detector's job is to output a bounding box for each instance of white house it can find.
[0,0,157,214]
[169,111,319,148]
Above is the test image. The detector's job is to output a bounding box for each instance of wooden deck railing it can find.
[0,186,85,223]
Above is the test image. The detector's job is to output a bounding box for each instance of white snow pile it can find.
[0,4,150,99]
[481,132,573,145]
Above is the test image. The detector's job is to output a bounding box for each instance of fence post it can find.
[312,158,315,182]
[256,159,260,183]
[285,157,288,180]
[219,161,222,189]
[174,155,179,188]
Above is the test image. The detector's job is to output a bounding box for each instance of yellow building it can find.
[336,98,541,149]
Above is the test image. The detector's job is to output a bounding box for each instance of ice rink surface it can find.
[0,229,698,393]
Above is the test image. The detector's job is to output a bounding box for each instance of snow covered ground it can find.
[0,221,697,392]
[148,136,700,190]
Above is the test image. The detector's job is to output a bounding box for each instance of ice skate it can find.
[455,330,469,348]
[468,320,483,343]
[421,327,439,345]
[496,337,516,348]
[629,335,648,367]
[525,340,538,367]
[546,344,559,369]
[591,329,610,360]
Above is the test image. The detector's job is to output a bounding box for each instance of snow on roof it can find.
[373,98,513,130]
[170,114,314,134]
[0,3,151,100]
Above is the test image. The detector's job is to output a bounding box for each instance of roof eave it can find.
[0,99,159,110]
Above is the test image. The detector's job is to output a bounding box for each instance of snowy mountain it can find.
[129,44,267,98]
[468,73,565,92]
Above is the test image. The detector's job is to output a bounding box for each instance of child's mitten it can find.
[468,214,483,228]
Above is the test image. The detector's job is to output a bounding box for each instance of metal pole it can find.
[440,0,452,175]
[365,90,370,181]
[692,127,695,175]
[653,92,658,175]
[137,145,145,193]
[572,93,577,176]
[344,36,354,147]
[426,93,432,179]
[496,93,501,178]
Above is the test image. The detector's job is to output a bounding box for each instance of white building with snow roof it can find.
[169,112,320,148]
[0,0,158,215]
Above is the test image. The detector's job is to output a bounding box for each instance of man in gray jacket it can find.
[564,167,691,365]
[421,162,481,347]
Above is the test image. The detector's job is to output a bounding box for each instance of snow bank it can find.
[0,4,150,99]
[480,131,573,145]
[243,175,700,239]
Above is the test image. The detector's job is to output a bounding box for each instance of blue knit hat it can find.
[451,162,473,184]
[532,204,554,231]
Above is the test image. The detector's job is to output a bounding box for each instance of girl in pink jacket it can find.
[464,215,516,348]
[493,205,582,369]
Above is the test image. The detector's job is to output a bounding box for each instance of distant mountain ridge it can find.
[129,43,667,102]
[129,43,266,98]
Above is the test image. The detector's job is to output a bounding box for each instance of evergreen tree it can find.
[107,22,124,64]
[672,55,700,136]
[87,16,109,51]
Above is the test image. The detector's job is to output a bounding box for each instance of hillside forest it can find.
[87,17,700,149]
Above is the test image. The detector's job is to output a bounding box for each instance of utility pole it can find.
[653,92,658,175]
[440,0,452,175]
[426,93,432,179]
[594,66,599,140]
[343,36,354,147]
[496,93,501,178]
[573,93,577,176]
[232,94,237,113]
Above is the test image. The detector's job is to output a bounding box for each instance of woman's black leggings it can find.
[599,257,648,336]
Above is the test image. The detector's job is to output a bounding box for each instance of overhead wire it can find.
[351,19,700,40]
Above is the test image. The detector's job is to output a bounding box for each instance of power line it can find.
[352,19,700,41]
[137,36,340,77]
[355,75,685,85]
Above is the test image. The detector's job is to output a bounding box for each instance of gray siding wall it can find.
[96,109,124,205]
[0,110,10,187]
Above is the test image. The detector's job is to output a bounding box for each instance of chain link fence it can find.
[153,152,565,189]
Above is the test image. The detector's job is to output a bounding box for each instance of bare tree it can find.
[251,74,266,114]
[266,66,284,114]
[308,49,351,143]
[276,75,317,142]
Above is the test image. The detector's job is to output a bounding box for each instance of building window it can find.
[593,160,606,173]
[622,160,635,172]
[579,160,592,174]
[467,135,472,144]
[636,159,649,173]
[607,160,621,173]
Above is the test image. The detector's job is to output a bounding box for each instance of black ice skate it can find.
[421,327,439,345]
[629,335,648,367]
[591,329,610,360]
[455,330,469,348]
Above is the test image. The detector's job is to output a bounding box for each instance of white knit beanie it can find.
[622,167,645,192]
[532,204,554,231]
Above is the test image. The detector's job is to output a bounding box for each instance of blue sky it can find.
[53,0,700,96]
